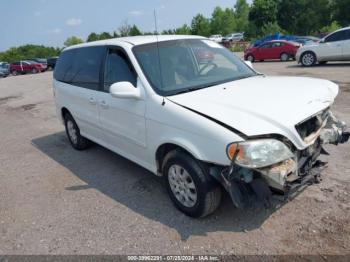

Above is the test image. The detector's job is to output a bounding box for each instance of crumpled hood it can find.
[168,76,339,149]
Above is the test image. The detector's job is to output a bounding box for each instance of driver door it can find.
[319,31,344,60]
[98,47,147,156]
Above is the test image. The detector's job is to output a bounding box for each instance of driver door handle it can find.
[100,100,109,109]
[89,97,96,105]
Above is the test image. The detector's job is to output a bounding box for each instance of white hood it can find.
[168,76,339,149]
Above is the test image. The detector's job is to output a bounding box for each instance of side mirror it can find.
[110,82,142,100]
[245,60,253,69]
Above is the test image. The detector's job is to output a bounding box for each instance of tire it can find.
[32,68,38,74]
[64,113,91,150]
[300,51,317,67]
[280,53,289,62]
[162,149,222,218]
[47,66,52,71]
[12,70,18,76]
[246,54,255,62]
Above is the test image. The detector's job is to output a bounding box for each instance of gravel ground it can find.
[0,60,350,255]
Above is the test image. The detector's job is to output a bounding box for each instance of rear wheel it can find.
[11,70,18,76]
[163,149,222,218]
[246,54,255,62]
[64,113,91,150]
[32,68,38,74]
[301,51,317,66]
[280,53,289,62]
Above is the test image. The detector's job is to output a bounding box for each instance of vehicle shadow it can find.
[32,131,285,240]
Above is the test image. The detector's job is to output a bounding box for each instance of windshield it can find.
[132,39,256,96]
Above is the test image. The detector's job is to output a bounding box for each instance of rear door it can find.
[54,46,105,139]
[341,29,350,59]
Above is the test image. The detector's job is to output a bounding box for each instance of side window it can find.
[103,49,137,92]
[325,31,346,42]
[345,29,350,40]
[54,46,104,90]
[260,43,271,48]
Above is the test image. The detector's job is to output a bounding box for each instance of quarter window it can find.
[54,46,105,90]
[103,49,137,92]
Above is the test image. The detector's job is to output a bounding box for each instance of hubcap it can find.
[168,164,197,208]
[281,54,288,61]
[67,120,78,144]
[302,53,314,66]
[247,55,254,62]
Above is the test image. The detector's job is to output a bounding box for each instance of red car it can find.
[10,61,45,75]
[244,40,300,62]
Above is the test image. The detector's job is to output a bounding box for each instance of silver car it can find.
[0,62,10,78]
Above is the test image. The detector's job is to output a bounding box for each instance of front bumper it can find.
[213,111,349,208]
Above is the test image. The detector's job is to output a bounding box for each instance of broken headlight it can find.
[226,139,293,168]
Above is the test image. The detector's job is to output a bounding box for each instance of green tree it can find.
[87,32,99,42]
[332,0,350,27]
[277,0,331,35]
[64,36,84,47]
[129,25,142,36]
[191,14,211,36]
[234,0,250,33]
[99,32,112,40]
[118,20,131,37]
[210,7,236,36]
[260,21,284,37]
[249,0,278,30]
[175,24,191,35]
[319,21,341,34]
[0,45,61,63]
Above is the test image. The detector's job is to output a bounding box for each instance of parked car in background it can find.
[209,35,223,43]
[27,58,48,71]
[294,38,315,46]
[0,62,10,78]
[10,61,45,75]
[296,27,350,66]
[47,57,58,70]
[244,40,300,62]
[223,33,244,42]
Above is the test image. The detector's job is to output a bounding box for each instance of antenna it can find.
[153,9,165,106]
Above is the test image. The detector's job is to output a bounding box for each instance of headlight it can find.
[226,139,293,168]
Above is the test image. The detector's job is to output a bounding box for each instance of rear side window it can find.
[54,46,105,90]
[325,30,347,42]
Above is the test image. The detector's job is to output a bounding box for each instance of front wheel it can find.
[32,68,38,74]
[163,149,222,218]
[301,52,317,66]
[11,70,18,76]
[246,54,255,62]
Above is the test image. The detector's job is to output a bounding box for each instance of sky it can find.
[0,0,252,51]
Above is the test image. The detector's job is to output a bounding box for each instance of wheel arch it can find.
[155,141,205,175]
[299,50,317,63]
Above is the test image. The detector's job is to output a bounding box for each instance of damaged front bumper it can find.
[212,111,350,208]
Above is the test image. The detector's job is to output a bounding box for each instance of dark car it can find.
[10,61,45,75]
[47,57,58,70]
[244,40,300,62]
[0,62,10,77]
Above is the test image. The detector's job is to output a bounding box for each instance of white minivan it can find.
[53,35,349,217]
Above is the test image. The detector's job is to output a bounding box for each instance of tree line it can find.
[1,0,348,61]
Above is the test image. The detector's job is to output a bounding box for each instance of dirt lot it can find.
[0,61,350,255]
